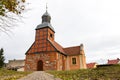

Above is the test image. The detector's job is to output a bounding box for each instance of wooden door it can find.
[37,60,43,71]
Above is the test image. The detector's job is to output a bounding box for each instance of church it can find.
[25,10,86,71]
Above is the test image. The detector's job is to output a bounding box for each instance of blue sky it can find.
[0,0,120,63]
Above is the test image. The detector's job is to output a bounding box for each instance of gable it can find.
[26,40,57,55]
[25,42,35,54]
[46,40,57,52]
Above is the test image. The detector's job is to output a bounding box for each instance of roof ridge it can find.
[108,58,120,61]
[54,41,64,48]
[47,39,66,55]
[64,45,80,49]
[87,62,97,64]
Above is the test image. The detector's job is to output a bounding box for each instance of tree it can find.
[0,0,25,16]
[0,48,5,68]
[0,0,26,32]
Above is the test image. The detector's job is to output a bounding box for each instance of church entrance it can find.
[37,60,43,71]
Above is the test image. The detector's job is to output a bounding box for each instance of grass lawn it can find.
[0,68,31,80]
[47,65,120,80]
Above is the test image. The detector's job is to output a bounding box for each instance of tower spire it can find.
[41,3,51,23]
[46,3,48,12]
[36,3,55,32]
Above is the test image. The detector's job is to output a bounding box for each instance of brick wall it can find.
[25,52,58,71]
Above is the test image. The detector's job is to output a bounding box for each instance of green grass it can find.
[47,64,120,80]
[0,68,31,80]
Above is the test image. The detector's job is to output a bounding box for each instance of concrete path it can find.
[18,71,62,80]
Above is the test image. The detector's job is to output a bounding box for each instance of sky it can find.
[0,0,120,64]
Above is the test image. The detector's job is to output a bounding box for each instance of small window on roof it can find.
[72,58,76,64]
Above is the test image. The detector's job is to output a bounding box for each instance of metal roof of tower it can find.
[36,10,55,32]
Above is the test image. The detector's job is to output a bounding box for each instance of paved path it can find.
[18,71,62,80]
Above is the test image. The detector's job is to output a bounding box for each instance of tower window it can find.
[72,58,76,64]
[50,34,53,38]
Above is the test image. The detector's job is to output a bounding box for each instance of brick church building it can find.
[25,10,86,71]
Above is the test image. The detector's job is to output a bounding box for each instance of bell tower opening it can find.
[50,33,53,38]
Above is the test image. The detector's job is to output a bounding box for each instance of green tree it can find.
[0,0,26,32]
[0,48,5,68]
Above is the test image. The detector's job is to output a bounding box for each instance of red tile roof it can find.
[107,58,120,64]
[87,62,97,69]
[48,39,82,56]
[48,39,65,54]
[64,46,81,55]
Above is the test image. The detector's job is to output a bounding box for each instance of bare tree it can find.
[0,0,25,33]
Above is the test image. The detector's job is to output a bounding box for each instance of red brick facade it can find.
[25,11,86,71]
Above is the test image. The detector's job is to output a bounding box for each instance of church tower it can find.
[34,10,55,52]
[36,10,55,41]
[25,8,61,71]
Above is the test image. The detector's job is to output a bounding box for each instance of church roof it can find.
[48,39,65,54]
[36,22,55,32]
[107,58,120,64]
[48,39,83,56]
[64,46,81,56]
